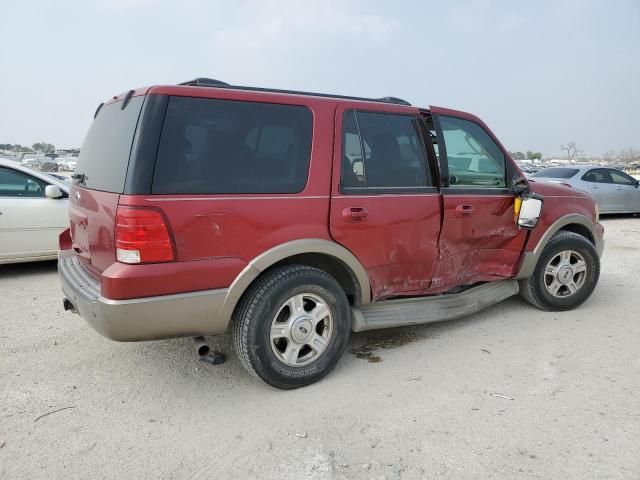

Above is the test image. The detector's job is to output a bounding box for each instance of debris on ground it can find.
[489,393,514,400]
[34,406,77,422]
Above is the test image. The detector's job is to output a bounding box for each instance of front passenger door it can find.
[607,169,640,213]
[0,167,68,261]
[430,108,527,289]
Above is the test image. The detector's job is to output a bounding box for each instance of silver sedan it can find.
[531,166,640,214]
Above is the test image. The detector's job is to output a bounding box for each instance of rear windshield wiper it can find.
[94,103,104,118]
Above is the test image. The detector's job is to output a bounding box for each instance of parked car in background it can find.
[21,157,61,172]
[532,166,640,214]
[0,158,69,264]
[56,157,77,171]
[59,78,603,389]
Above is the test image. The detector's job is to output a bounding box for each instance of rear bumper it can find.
[58,250,230,341]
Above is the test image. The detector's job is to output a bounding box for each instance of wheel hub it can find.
[543,249,587,298]
[291,316,314,343]
[269,293,334,367]
[557,266,574,284]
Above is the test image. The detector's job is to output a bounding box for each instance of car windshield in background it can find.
[47,173,70,183]
[75,96,145,192]
[531,168,579,178]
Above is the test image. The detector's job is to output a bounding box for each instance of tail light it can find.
[115,207,175,264]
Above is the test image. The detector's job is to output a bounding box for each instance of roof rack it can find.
[179,78,231,87]
[178,78,411,106]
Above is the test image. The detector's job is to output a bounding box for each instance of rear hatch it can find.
[69,93,146,273]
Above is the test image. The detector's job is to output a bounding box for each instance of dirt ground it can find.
[1,216,639,479]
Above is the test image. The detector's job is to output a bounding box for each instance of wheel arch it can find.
[516,214,601,279]
[221,239,371,321]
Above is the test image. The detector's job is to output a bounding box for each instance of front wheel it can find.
[520,231,600,311]
[233,265,351,389]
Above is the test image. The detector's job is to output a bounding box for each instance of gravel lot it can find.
[1,216,639,479]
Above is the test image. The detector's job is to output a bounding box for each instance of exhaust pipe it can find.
[193,336,210,357]
[62,298,76,313]
[192,336,225,365]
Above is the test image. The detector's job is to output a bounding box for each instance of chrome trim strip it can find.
[145,195,330,201]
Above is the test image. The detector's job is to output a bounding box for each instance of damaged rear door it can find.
[329,104,442,300]
[429,106,527,289]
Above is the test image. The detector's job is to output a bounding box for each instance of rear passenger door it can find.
[330,105,441,300]
[430,108,527,289]
[581,168,614,210]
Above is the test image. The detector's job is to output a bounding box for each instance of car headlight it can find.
[594,202,599,223]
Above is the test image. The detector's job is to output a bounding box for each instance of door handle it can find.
[342,207,368,223]
[616,186,623,190]
[454,204,474,218]
[592,185,599,189]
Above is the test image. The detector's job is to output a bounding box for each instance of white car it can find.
[56,157,77,171]
[0,158,69,264]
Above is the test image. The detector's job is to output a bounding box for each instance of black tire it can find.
[519,231,600,311]
[233,265,351,389]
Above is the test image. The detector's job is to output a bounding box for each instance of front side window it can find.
[341,110,430,191]
[608,169,636,186]
[439,116,506,188]
[152,97,313,194]
[0,167,46,197]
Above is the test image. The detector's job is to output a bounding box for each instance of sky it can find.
[1,0,638,157]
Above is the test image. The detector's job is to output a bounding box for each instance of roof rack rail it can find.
[179,78,230,87]
[177,78,411,106]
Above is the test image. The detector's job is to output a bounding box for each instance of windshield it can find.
[531,168,579,179]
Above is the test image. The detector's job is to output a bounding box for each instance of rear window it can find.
[152,97,313,194]
[532,168,579,179]
[76,96,144,192]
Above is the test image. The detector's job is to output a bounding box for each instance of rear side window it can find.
[341,110,430,192]
[582,168,611,183]
[76,96,144,192]
[532,168,579,179]
[152,97,313,194]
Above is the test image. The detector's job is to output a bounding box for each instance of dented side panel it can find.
[433,195,527,289]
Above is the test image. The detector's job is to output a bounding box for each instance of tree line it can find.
[509,151,543,161]
[0,142,56,153]
[510,142,640,165]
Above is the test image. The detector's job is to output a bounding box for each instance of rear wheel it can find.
[233,265,350,389]
[520,231,600,311]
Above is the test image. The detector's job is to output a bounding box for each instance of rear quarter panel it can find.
[109,96,337,300]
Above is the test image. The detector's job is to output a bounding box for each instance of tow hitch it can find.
[193,336,225,365]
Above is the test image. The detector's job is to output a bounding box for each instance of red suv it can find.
[59,78,604,389]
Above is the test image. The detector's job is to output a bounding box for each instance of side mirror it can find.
[516,195,543,228]
[512,176,530,196]
[45,185,63,199]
